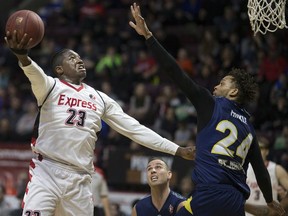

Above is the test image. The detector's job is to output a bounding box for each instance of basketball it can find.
[5,10,45,49]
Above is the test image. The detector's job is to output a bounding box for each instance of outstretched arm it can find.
[102,93,195,160]
[5,30,55,105]
[129,3,214,131]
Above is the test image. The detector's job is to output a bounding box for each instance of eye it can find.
[69,55,76,60]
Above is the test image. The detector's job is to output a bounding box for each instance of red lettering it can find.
[58,94,65,105]
[71,98,77,107]
[58,94,97,111]
[65,97,72,106]
[82,101,87,108]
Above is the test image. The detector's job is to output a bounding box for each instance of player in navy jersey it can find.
[132,157,185,216]
[129,3,286,216]
[4,30,195,216]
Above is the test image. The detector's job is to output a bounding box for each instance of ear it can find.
[55,66,64,76]
[167,170,172,180]
[229,88,238,98]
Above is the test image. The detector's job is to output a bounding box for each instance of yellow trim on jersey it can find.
[183,196,193,214]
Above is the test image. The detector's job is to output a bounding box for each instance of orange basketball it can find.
[5,10,45,49]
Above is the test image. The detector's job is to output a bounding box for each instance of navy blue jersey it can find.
[135,191,185,216]
[146,36,273,204]
[192,96,254,198]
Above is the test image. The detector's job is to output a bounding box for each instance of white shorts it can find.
[22,157,93,216]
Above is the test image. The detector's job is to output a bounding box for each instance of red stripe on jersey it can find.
[25,187,29,195]
[30,160,35,169]
[31,137,36,146]
[60,80,84,92]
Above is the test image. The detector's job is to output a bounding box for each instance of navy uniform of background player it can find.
[132,158,185,216]
[129,3,285,216]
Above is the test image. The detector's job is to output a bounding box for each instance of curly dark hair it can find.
[226,68,258,104]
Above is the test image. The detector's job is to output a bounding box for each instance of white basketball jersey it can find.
[245,161,278,216]
[21,61,179,174]
[32,78,104,173]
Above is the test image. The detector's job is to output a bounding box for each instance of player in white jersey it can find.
[245,193,288,215]
[5,31,195,216]
[245,136,288,216]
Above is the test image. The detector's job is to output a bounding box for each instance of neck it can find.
[60,77,82,85]
[151,185,170,211]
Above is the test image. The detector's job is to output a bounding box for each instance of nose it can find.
[150,168,156,174]
[76,58,83,64]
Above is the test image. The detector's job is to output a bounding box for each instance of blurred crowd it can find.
[0,0,288,178]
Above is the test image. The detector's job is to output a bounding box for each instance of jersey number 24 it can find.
[211,120,253,165]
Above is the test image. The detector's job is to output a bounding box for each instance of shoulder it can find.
[170,190,186,201]
[136,195,151,204]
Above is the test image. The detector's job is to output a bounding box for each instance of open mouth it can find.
[151,175,158,182]
[77,64,86,72]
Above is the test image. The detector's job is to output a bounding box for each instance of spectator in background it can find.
[5,96,23,131]
[154,85,180,119]
[95,46,122,82]
[0,184,19,216]
[0,118,12,142]
[78,32,100,82]
[274,124,288,165]
[128,83,152,125]
[79,0,106,33]
[178,175,194,198]
[0,187,9,215]
[214,6,239,40]
[131,157,185,216]
[153,106,177,140]
[7,172,27,216]
[174,119,193,147]
[270,73,287,105]
[110,202,126,216]
[15,100,38,141]
[133,49,159,84]
[0,88,5,111]
[176,47,195,78]
[91,167,111,216]
[246,136,288,215]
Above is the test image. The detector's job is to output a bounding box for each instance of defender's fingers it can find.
[129,21,136,29]
[130,5,136,18]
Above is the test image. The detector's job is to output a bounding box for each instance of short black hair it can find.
[50,49,71,76]
[147,157,170,170]
[226,68,258,104]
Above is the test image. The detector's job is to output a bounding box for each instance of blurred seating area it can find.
[0,0,287,177]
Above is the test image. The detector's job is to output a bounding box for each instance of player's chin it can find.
[78,69,87,76]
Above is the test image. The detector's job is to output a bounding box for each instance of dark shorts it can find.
[94,206,104,216]
[176,184,245,216]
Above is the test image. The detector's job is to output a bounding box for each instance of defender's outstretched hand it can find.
[129,3,153,39]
